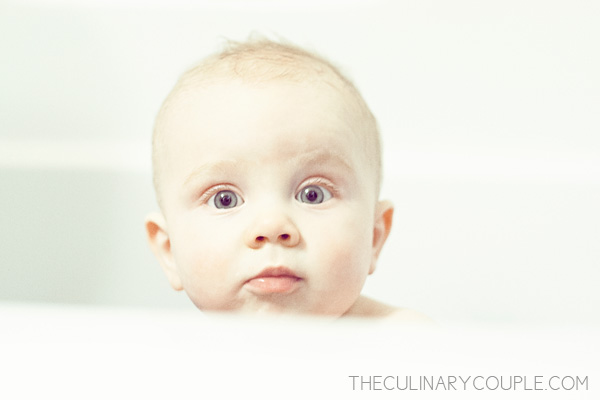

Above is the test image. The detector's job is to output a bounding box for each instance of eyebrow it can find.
[183,149,354,188]
[183,159,241,188]
[291,148,354,174]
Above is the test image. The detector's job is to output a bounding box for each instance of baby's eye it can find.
[296,185,332,204]
[210,190,242,209]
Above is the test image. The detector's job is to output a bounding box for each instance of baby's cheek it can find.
[317,215,373,287]
[172,223,240,309]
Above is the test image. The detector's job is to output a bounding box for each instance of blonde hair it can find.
[152,38,381,208]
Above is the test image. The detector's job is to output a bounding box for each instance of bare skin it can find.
[345,295,434,324]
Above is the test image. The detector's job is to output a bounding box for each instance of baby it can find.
[145,38,427,320]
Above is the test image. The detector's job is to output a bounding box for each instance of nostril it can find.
[280,234,290,240]
[256,236,265,242]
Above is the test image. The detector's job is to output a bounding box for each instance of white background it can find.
[1,0,599,326]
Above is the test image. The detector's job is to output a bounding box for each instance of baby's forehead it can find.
[165,74,362,137]
[165,74,377,162]
[168,79,363,149]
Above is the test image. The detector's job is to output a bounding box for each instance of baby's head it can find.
[146,38,393,317]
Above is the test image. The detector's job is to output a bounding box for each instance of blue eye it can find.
[296,185,332,204]
[211,190,241,209]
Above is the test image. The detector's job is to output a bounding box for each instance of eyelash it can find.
[298,177,339,198]
[198,184,240,205]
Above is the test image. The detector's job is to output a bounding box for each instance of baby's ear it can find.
[145,212,183,291]
[369,200,394,275]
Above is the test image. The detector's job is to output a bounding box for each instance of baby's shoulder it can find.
[385,307,434,324]
[345,295,434,324]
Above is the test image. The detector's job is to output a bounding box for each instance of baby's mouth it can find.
[244,266,302,295]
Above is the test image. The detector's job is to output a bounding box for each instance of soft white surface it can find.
[1,1,599,325]
[0,303,598,399]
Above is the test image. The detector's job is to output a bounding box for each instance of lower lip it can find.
[245,276,302,294]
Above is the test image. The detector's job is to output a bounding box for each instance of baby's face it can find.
[150,79,389,316]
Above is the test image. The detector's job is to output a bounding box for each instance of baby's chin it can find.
[188,290,359,318]
[194,300,353,319]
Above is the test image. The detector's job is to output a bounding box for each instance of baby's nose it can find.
[244,213,300,249]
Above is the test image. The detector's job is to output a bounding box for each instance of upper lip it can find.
[246,266,301,282]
